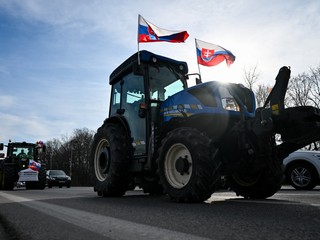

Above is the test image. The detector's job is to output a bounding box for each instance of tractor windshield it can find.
[10,146,34,159]
[149,64,186,101]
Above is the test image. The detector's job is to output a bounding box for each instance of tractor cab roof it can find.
[109,50,188,85]
[7,141,36,147]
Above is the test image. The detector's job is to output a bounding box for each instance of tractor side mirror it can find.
[196,77,202,85]
[138,103,147,118]
[185,73,202,85]
[0,143,3,150]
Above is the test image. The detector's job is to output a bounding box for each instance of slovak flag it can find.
[138,15,189,43]
[195,39,235,67]
[29,159,41,171]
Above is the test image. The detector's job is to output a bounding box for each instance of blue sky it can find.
[0,0,320,144]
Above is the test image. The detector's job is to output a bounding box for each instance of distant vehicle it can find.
[283,150,320,190]
[0,141,46,190]
[46,170,71,188]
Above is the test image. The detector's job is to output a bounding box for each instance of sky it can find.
[0,0,320,144]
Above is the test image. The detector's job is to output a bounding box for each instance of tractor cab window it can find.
[122,74,145,105]
[110,74,145,114]
[149,65,185,101]
[112,87,121,108]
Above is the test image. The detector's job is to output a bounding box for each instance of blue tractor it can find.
[90,50,320,202]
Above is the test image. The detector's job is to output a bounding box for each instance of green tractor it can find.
[0,141,47,190]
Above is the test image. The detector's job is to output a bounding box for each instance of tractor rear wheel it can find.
[90,123,131,197]
[157,128,221,203]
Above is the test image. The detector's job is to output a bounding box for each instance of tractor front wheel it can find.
[228,161,284,199]
[157,128,221,203]
[90,123,131,197]
[3,166,15,190]
[36,167,46,190]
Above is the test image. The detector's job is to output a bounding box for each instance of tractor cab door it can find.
[110,72,147,156]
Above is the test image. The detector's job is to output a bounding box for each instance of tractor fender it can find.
[103,115,131,140]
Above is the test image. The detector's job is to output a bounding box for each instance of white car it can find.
[283,150,320,190]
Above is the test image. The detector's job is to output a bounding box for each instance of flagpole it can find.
[138,43,140,65]
[195,38,202,78]
[137,14,141,65]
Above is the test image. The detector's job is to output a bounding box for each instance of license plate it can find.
[59,181,65,183]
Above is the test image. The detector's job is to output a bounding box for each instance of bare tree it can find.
[44,128,94,186]
[242,65,271,108]
[45,138,69,171]
[286,65,320,150]
[308,66,320,108]
[243,64,260,90]
[69,128,95,186]
[255,84,270,108]
[286,73,312,107]
[287,65,320,108]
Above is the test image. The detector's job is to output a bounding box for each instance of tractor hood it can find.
[160,81,256,122]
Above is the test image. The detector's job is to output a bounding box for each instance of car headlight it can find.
[67,176,71,181]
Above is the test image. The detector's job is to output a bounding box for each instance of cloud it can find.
[0,111,76,143]
[0,95,15,109]
[0,112,42,142]
[0,0,320,144]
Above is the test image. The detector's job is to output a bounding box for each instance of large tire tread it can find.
[90,122,131,197]
[228,165,284,199]
[3,166,15,190]
[157,128,221,203]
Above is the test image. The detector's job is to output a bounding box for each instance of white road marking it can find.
[0,192,210,240]
[206,193,320,208]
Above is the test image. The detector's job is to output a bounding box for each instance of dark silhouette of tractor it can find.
[90,51,320,202]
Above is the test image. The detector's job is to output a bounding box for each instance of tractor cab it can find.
[108,51,188,157]
[5,141,45,165]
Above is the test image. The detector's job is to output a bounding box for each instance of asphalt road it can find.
[0,186,319,240]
